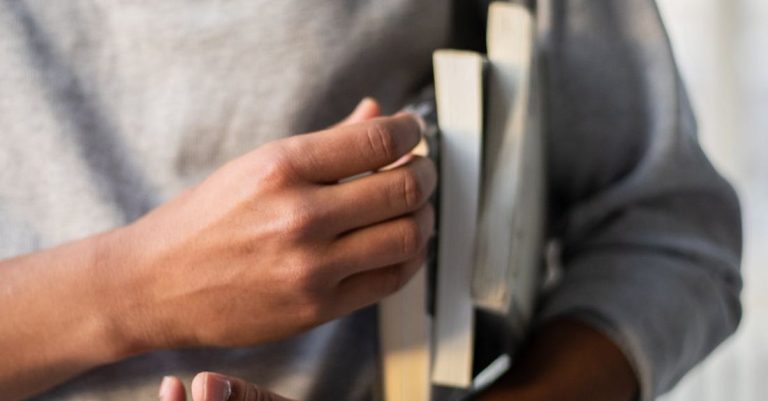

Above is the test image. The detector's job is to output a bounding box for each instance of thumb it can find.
[158,376,187,401]
[335,97,381,127]
[191,372,295,401]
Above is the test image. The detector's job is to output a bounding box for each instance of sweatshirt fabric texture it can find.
[0,1,742,400]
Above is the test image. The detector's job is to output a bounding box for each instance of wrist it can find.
[0,224,167,399]
[86,225,164,360]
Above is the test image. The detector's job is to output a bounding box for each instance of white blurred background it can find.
[657,0,768,400]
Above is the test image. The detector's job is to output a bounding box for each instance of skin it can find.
[0,99,437,400]
[156,320,638,401]
[149,104,639,401]
[0,99,638,401]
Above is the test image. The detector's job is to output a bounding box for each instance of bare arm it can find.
[0,228,143,400]
[0,100,437,400]
[475,319,638,401]
[448,1,741,399]
[152,320,638,401]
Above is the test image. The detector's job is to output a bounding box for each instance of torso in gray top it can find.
[0,1,742,401]
[2,1,446,400]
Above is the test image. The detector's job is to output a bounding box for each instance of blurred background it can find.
[656,0,767,400]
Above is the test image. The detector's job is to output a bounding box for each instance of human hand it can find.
[109,98,436,350]
[158,372,295,401]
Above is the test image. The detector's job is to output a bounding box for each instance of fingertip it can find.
[349,97,381,122]
[192,372,232,401]
[421,153,438,182]
[416,203,436,242]
[410,155,438,199]
[191,372,207,400]
[159,376,174,399]
[159,375,186,401]
[359,97,380,114]
[394,111,427,137]
[399,249,429,291]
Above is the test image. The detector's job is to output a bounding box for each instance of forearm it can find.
[0,105,433,399]
[475,319,638,401]
[0,228,145,400]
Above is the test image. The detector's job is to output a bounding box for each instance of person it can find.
[0,1,742,400]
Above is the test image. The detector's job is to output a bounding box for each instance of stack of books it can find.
[378,2,545,400]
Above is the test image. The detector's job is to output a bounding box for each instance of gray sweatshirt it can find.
[0,1,741,400]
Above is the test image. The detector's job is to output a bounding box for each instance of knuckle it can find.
[285,209,314,236]
[280,198,319,239]
[282,270,329,328]
[287,252,325,291]
[255,144,296,188]
[366,122,396,161]
[399,218,424,257]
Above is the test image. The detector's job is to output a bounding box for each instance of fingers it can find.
[327,205,434,278]
[192,372,294,401]
[318,156,437,233]
[334,250,426,315]
[159,376,187,401]
[334,97,381,127]
[281,114,423,183]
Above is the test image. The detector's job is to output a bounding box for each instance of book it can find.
[378,266,432,401]
[378,3,543,400]
[378,88,438,401]
[431,49,485,389]
[472,1,544,340]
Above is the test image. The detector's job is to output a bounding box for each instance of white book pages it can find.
[472,2,543,333]
[431,49,484,388]
[379,266,431,401]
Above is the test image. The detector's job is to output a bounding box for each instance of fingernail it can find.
[206,374,232,401]
[158,376,173,399]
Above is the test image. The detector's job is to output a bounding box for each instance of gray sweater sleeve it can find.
[535,1,743,399]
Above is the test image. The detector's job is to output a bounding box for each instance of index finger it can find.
[282,114,423,183]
